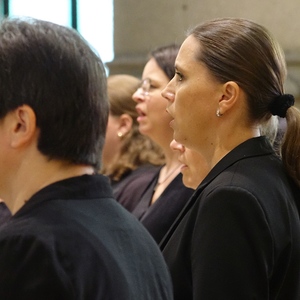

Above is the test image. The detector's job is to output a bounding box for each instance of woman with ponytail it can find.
[162,18,300,299]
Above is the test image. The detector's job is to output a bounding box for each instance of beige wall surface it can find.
[187,0,300,50]
[109,0,300,100]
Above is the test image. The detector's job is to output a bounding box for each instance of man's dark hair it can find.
[0,17,108,170]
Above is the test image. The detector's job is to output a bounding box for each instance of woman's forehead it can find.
[175,36,200,69]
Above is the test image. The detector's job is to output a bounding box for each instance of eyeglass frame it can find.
[136,78,151,97]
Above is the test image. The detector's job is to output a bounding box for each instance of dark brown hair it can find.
[0,17,108,170]
[151,44,181,80]
[189,18,300,186]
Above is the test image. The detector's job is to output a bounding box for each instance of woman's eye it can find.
[175,71,183,81]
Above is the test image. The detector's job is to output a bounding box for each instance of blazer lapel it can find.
[160,136,275,249]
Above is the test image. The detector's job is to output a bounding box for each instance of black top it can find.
[132,168,194,244]
[0,174,173,300]
[161,137,300,300]
[0,202,11,227]
[112,164,160,212]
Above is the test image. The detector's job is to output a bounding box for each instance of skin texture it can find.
[170,139,209,189]
[102,113,132,168]
[162,35,260,169]
[132,58,173,147]
[0,106,94,214]
[163,36,223,151]
[132,57,184,203]
[102,114,122,167]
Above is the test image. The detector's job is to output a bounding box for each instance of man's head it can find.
[0,17,108,170]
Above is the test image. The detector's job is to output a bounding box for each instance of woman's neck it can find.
[151,149,183,205]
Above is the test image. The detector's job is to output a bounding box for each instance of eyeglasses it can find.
[137,78,151,97]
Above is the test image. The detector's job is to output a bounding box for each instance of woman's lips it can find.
[180,164,188,172]
[136,107,146,122]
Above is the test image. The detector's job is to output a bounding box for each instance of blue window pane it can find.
[77,0,114,63]
[9,0,71,27]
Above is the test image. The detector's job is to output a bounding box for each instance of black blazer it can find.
[132,169,194,244]
[112,164,160,212]
[161,137,300,300]
[0,175,173,300]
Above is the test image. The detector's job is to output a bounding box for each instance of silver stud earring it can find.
[216,109,223,117]
[117,132,123,137]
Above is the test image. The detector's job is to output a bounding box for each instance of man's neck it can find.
[5,158,95,215]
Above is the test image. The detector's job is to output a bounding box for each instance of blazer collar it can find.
[160,136,275,249]
[198,136,274,192]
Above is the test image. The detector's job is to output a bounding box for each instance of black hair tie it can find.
[269,94,295,118]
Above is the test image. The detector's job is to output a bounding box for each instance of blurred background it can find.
[1,0,299,105]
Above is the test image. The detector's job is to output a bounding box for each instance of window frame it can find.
[1,0,77,29]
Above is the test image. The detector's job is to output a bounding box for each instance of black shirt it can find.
[132,169,194,244]
[0,174,173,300]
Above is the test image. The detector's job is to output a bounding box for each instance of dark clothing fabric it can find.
[0,174,173,300]
[112,164,160,212]
[132,168,194,244]
[161,137,300,300]
[0,202,11,226]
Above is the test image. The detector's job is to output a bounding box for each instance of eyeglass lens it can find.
[140,78,151,95]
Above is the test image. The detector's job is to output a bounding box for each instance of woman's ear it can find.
[117,113,133,136]
[218,81,240,114]
[10,105,37,148]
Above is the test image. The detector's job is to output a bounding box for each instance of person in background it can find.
[170,139,209,190]
[170,117,286,191]
[101,74,164,212]
[0,17,173,300]
[161,17,300,299]
[132,44,194,244]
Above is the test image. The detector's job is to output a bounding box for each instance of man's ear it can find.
[10,105,37,148]
[218,81,240,114]
[117,113,133,136]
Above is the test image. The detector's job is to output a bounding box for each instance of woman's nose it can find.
[170,139,185,152]
[132,88,148,103]
[161,81,175,103]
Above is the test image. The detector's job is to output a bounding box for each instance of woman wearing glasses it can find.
[100,74,165,212]
[132,44,194,244]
